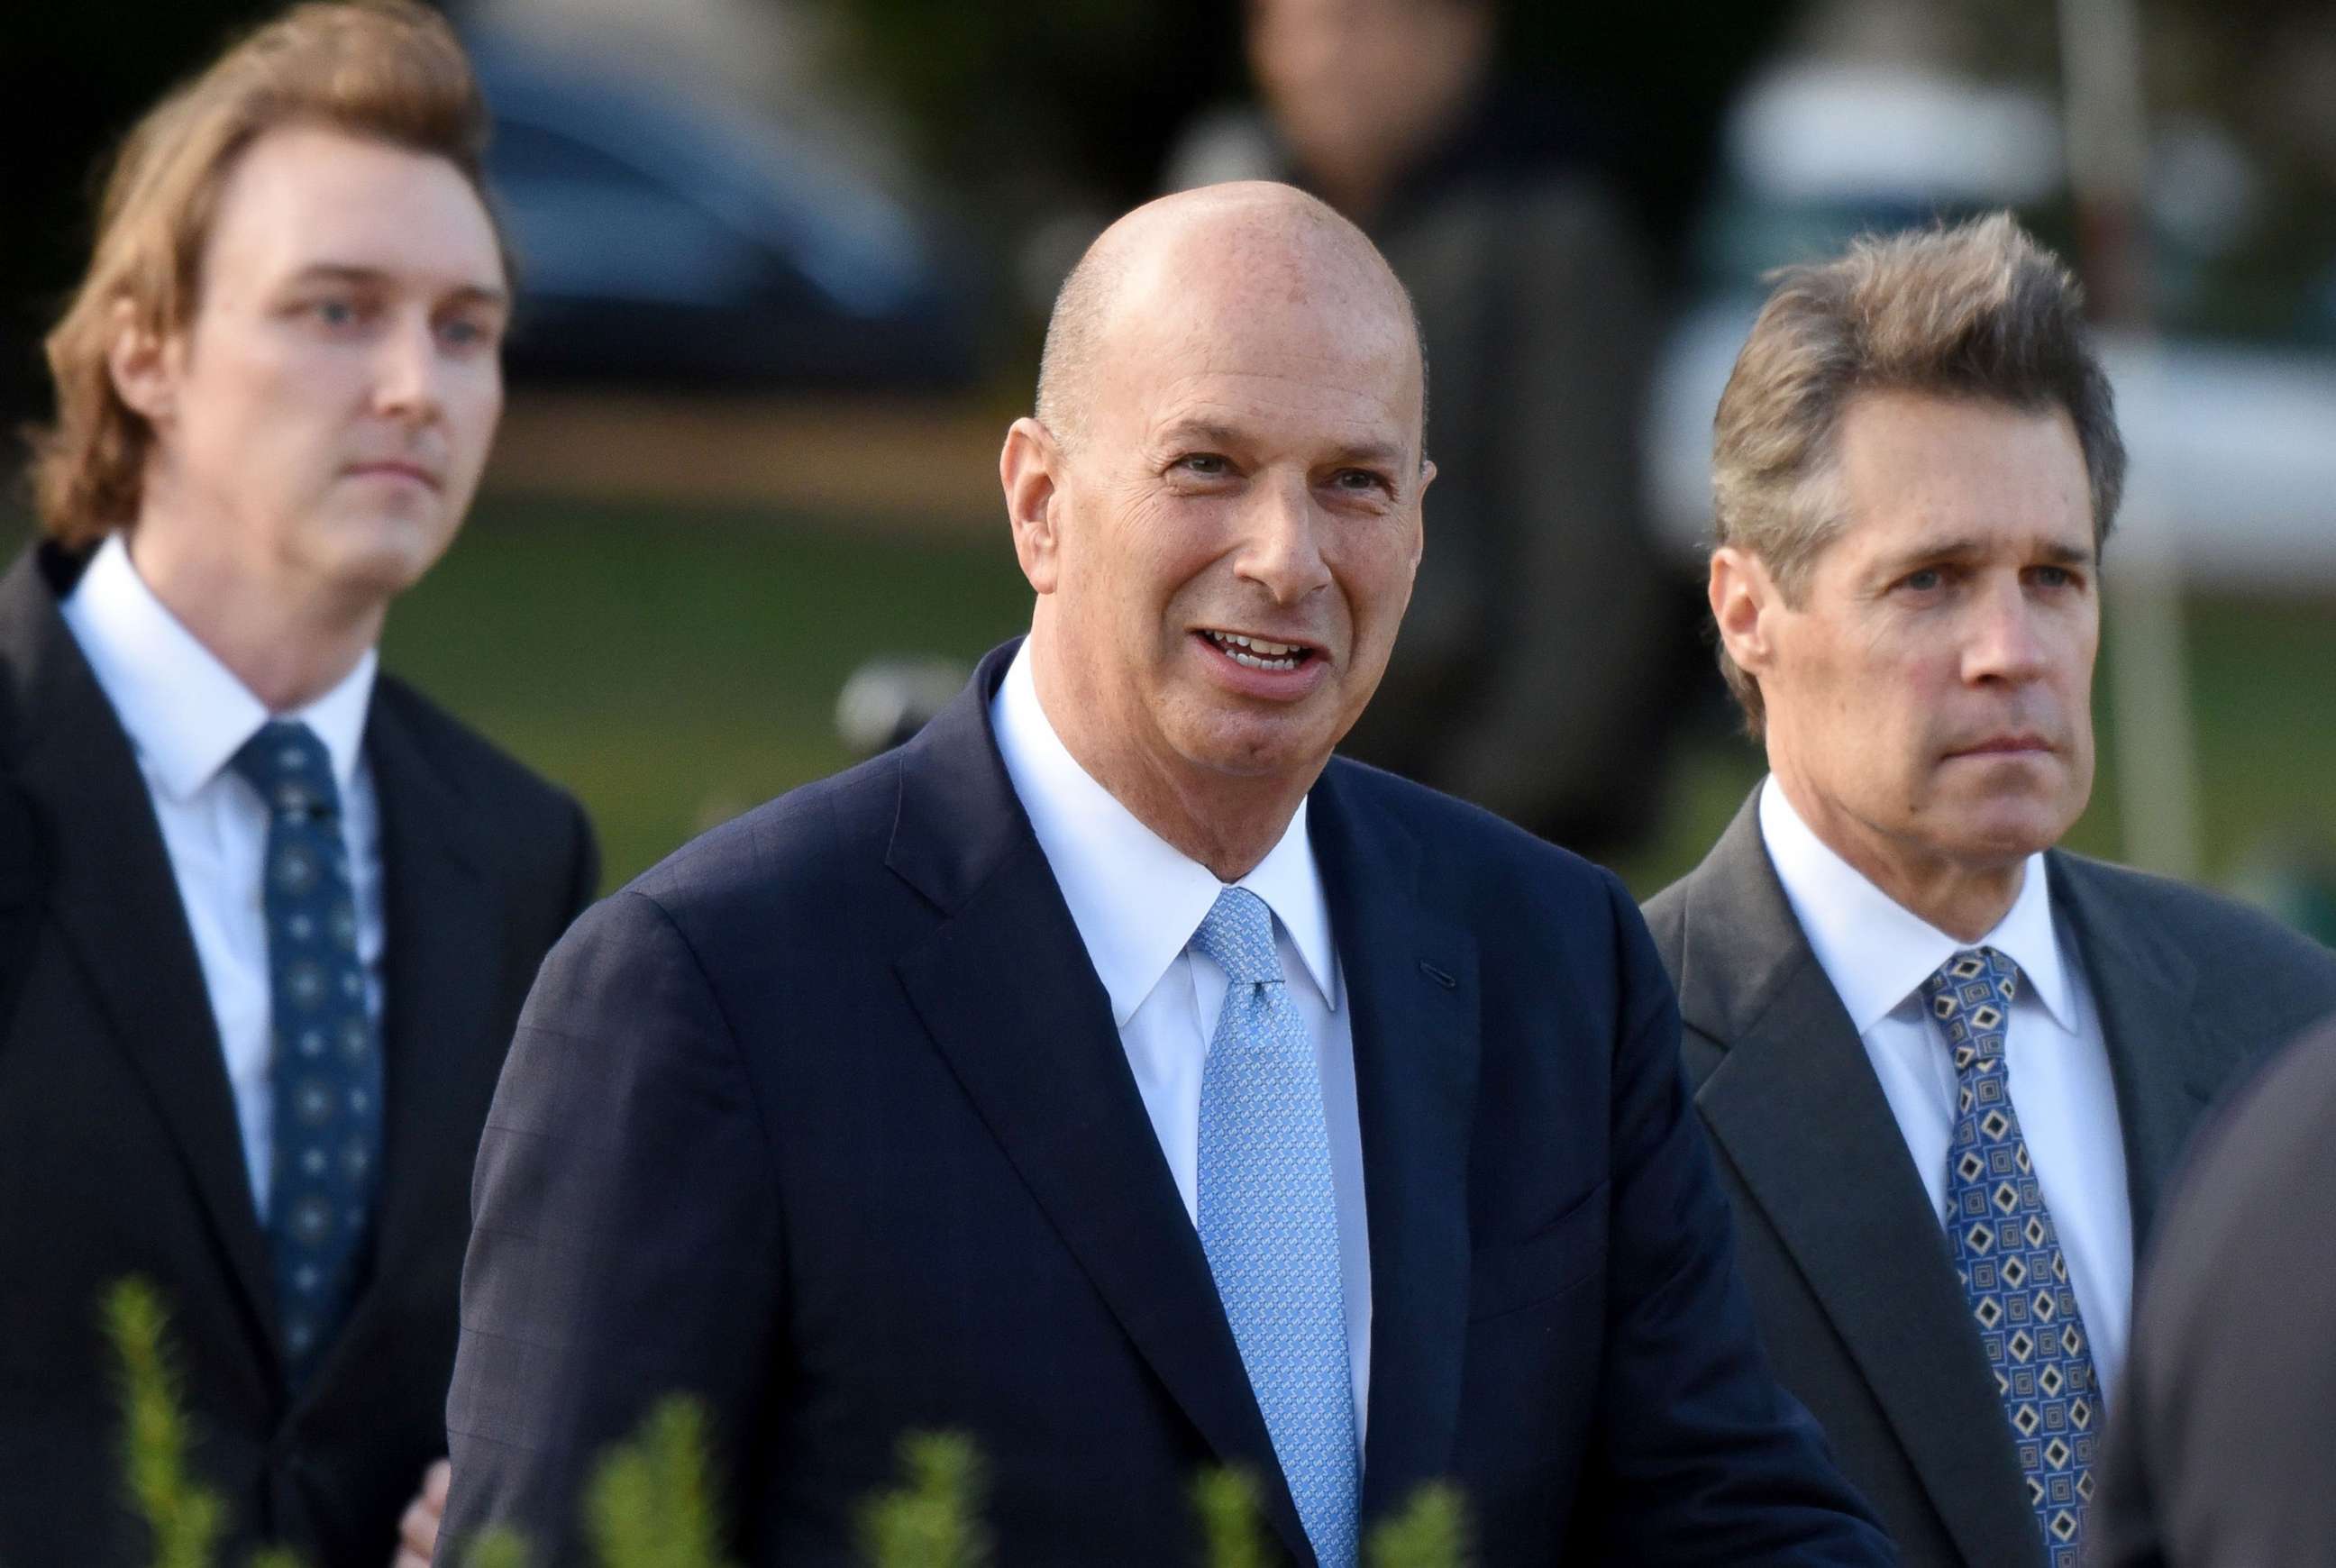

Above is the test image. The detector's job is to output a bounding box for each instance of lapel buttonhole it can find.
[1419,959,1457,990]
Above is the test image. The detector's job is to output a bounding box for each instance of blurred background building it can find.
[5,0,2333,932]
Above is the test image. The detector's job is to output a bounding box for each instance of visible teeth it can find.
[1228,649,1296,670]
[1206,629,1302,664]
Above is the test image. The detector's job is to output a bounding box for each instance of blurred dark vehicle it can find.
[470,34,981,390]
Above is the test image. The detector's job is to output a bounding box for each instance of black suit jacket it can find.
[1642,790,2336,1568]
[441,641,1888,1567]
[2094,1016,2336,1567]
[0,542,597,1568]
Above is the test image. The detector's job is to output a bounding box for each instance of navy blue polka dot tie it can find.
[231,720,380,1389]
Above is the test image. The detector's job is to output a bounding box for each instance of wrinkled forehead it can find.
[1829,395,2095,554]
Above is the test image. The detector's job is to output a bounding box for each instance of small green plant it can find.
[1189,1463,1473,1568]
[1192,1468,1270,1568]
[106,1278,228,1568]
[460,1526,532,1568]
[1366,1482,1471,1568]
[105,1277,1470,1568]
[858,1432,990,1568]
[584,1398,734,1568]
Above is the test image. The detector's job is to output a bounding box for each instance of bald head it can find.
[1034,182,1425,452]
[998,179,1436,870]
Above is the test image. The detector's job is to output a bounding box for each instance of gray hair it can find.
[1711,212,2125,734]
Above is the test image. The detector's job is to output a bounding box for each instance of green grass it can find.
[380,499,1034,888]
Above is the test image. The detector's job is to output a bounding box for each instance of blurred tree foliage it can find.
[806,0,1241,296]
[14,0,2331,427]
[1503,0,1800,253]
[813,0,1796,260]
[1,1,281,426]
[1897,0,2336,339]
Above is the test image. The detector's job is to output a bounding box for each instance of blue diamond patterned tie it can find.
[230,720,381,1389]
[1926,946,2097,1567]
[1191,888,1359,1568]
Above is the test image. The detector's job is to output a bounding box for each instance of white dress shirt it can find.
[1758,777,2133,1405]
[991,643,1372,1436]
[61,533,387,1221]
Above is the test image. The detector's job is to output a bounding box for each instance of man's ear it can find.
[105,298,179,425]
[1409,458,1436,569]
[1000,416,1066,595]
[1709,544,1783,679]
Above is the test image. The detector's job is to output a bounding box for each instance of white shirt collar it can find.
[991,640,1340,1026]
[1758,775,2075,1035]
[59,533,377,803]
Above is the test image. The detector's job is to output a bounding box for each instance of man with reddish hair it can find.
[0,5,595,1563]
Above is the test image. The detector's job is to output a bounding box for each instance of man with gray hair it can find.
[1642,213,2336,1568]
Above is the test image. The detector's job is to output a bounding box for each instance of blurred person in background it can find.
[1165,0,1695,860]
[1643,214,2336,1568]
[0,5,596,1563]
[2093,1014,2336,1566]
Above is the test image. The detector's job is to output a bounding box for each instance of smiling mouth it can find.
[1198,629,1317,672]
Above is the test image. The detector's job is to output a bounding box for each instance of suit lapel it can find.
[1307,766,1480,1523]
[0,547,280,1357]
[887,646,1316,1564]
[2047,855,2222,1254]
[1677,795,2041,1567]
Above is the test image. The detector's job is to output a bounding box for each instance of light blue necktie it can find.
[1191,887,1359,1568]
[1927,947,2098,1567]
[231,719,382,1389]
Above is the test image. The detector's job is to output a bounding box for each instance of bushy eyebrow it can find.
[1875,535,2097,576]
[284,262,508,309]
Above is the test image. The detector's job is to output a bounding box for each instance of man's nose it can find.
[370,314,445,423]
[1236,476,1334,606]
[1965,579,2052,683]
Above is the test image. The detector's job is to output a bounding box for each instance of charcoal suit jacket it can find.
[1643,790,2336,1567]
[440,640,1888,1566]
[0,542,598,1568]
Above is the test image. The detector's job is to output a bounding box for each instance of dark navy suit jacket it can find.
[442,643,1888,1565]
[0,543,597,1568]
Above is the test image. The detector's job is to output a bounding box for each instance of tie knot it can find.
[1190,887,1284,989]
[1922,946,2019,1055]
[230,721,342,821]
